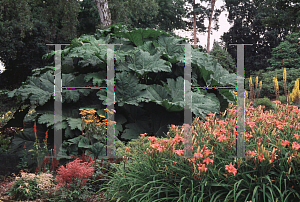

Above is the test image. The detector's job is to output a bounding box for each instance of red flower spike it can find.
[34,122,37,133]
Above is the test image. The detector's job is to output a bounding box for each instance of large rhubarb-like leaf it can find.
[156,35,186,63]
[114,27,170,47]
[119,48,172,77]
[7,71,54,106]
[96,72,149,107]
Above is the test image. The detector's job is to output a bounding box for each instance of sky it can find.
[173,0,231,50]
[0,0,231,73]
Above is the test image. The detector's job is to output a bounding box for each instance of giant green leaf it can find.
[156,35,186,63]
[121,48,172,77]
[84,71,107,87]
[96,72,149,107]
[114,27,170,47]
[7,71,54,106]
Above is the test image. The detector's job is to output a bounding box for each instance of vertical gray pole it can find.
[54,45,62,159]
[48,44,70,159]
[228,44,252,160]
[176,43,193,159]
[98,44,123,159]
[106,44,116,158]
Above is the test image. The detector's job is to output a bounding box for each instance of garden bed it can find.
[0,176,112,202]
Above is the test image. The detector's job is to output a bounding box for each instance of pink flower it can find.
[281,139,289,146]
[225,162,237,176]
[258,153,265,162]
[292,142,300,151]
[194,152,203,158]
[148,136,158,143]
[196,163,208,174]
[174,150,184,156]
[217,134,227,142]
[293,134,300,140]
[140,133,148,139]
[203,158,213,165]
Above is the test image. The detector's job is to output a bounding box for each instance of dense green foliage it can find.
[249,96,277,112]
[3,24,241,168]
[0,0,81,90]
[210,40,237,74]
[221,0,299,79]
[183,0,225,35]
[265,31,300,72]
[255,0,300,34]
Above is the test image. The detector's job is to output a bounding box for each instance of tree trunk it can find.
[207,0,216,54]
[193,0,197,48]
[94,0,112,29]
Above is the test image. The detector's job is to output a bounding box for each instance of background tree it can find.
[94,0,111,29]
[0,0,81,91]
[0,0,47,90]
[113,0,187,33]
[193,0,197,48]
[220,0,294,79]
[183,0,225,49]
[210,40,237,74]
[77,0,101,36]
[255,0,300,34]
[59,0,80,42]
[206,0,216,53]
[265,31,300,72]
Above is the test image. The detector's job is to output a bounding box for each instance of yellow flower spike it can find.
[249,77,252,87]
[255,76,258,86]
[259,81,262,89]
[283,68,286,82]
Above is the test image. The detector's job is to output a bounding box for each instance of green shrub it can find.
[251,96,276,112]
[279,95,288,105]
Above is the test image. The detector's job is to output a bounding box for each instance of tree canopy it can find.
[220,0,299,79]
